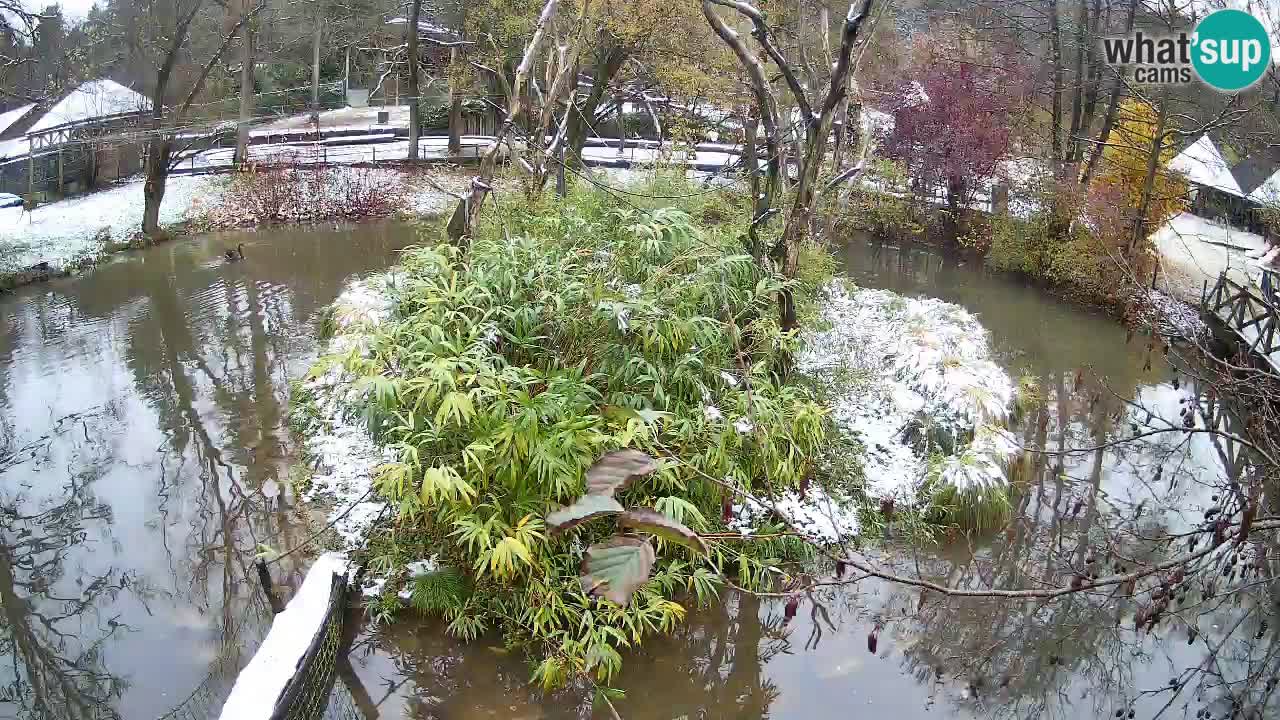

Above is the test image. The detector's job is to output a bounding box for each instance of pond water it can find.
[0,221,424,719]
[2,227,1269,720]
[347,238,1269,720]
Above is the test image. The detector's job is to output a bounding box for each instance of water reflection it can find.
[0,221,423,719]
[352,237,1275,720]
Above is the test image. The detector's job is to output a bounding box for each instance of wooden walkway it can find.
[1201,269,1280,375]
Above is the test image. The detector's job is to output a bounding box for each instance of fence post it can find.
[555,145,566,197]
[255,559,283,614]
[371,145,376,165]
[26,153,34,202]
[56,148,64,195]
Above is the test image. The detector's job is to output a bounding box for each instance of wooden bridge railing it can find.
[1203,271,1280,358]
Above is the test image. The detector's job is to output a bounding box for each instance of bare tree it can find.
[445,0,579,242]
[405,0,423,160]
[233,0,257,166]
[140,0,261,236]
[703,0,874,332]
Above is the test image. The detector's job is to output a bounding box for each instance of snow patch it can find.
[0,175,222,273]
[217,552,349,720]
[298,277,399,548]
[799,284,1016,504]
[1131,288,1210,339]
[730,484,861,542]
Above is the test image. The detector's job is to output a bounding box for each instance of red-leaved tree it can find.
[882,55,1023,217]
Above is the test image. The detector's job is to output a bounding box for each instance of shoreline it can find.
[0,167,467,292]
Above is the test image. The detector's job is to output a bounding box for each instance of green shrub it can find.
[829,159,925,239]
[320,177,832,685]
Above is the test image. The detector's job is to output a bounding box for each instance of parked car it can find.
[0,193,22,208]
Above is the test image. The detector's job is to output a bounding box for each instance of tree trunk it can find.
[1129,93,1169,259]
[1048,0,1064,175]
[234,21,255,166]
[1079,0,1136,189]
[565,44,627,168]
[447,0,560,244]
[615,88,626,157]
[406,0,422,160]
[142,137,172,237]
[743,105,762,256]
[448,46,462,156]
[310,0,322,127]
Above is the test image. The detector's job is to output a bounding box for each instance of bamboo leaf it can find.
[585,449,658,497]
[618,509,708,553]
[546,495,624,533]
[580,536,655,607]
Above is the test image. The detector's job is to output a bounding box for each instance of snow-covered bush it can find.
[799,283,1016,521]
[210,165,407,226]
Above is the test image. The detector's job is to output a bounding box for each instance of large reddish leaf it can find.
[618,509,707,553]
[585,450,658,497]
[579,536,655,606]
[546,494,624,533]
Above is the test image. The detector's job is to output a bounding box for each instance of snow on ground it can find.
[297,276,399,549]
[187,137,493,170]
[0,165,458,276]
[184,136,743,173]
[0,174,223,273]
[257,104,412,132]
[1130,288,1210,339]
[1150,212,1269,301]
[0,138,28,161]
[799,283,1016,506]
[218,552,348,720]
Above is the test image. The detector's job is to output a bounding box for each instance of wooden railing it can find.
[1203,272,1280,358]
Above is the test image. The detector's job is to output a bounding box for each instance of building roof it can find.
[1167,134,1244,197]
[385,15,461,41]
[0,104,36,137]
[1248,167,1280,206]
[27,79,150,135]
[1230,146,1280,198]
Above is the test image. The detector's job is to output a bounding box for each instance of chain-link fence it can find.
[155,563,371,720]
[271,573,350,720]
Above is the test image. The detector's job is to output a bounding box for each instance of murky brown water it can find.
[341,238,1273,720]
[4,228,1272,720]
[0,221,423,719]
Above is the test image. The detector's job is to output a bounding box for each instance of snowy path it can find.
[1150,212,1271,302]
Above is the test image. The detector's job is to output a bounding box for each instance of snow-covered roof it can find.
[27,80,150,134]
[0,137,29,161]
[1167,134,1244,197]
[0,104,35,136]
[385,16,460,38]
[1248,167,1280,206]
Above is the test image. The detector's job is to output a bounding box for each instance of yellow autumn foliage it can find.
[1096,99,1188,230]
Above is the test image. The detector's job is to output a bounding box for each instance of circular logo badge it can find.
[1192,9,1272,91]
